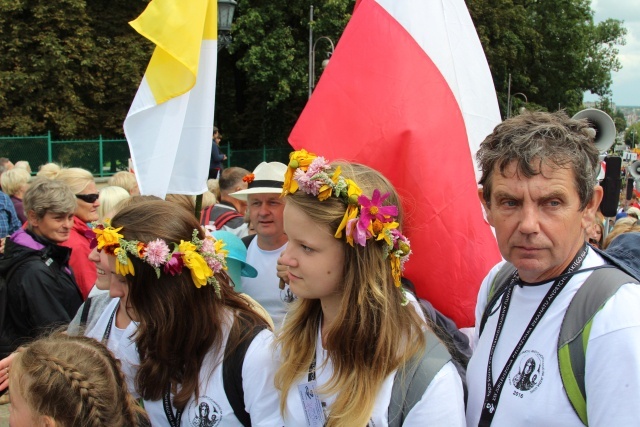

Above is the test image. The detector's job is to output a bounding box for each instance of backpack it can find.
[479,262,638,425]
[402,278,470,403]
[387,329,452,427]
[200,206,243,229]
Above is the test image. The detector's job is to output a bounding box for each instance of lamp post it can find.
[218,0,237,52]
[308,5,335,98]
[507,92,528,119]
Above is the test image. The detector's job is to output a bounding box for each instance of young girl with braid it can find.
[276,150,465,426]
[98,199,282,426]
[7,332,148,427]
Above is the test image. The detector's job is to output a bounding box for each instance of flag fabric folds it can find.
[123,0,217,199]
[289,0,502,327]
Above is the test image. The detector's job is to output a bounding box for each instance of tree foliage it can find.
[0,0,149,138]
[468,0,626,118]
[0,0,627,145]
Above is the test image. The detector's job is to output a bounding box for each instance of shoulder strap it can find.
[241,234,257,249]
[200,205,214,226]
[222,323,266,427]
[558,267,638,426]
[479,263,517,336]
[80,297,93,327]
[388,329,452,427]
[215,210,243,229]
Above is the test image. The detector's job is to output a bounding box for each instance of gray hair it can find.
[23,178,77,221]
[477,111,600,210]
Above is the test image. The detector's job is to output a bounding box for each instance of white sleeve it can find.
[241,329,285,427]
[402,361,466,426]
[583,283,640,425]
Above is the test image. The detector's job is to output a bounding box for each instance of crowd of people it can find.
[0,111,639,426]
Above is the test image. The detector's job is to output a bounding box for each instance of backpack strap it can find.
[222,322,266,427]
[215,210,244,229]
[241,234,257,249]
[199,205,214,226]
[558,267,638,426]
[479,263,517,336]
[80,297,93,327]
[388,329,452,427]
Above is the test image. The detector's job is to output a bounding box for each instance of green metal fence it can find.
[0,133,291,176]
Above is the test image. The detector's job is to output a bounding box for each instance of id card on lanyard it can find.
[297,380,326,427]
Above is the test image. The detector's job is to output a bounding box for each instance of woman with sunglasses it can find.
[54,167,101,299]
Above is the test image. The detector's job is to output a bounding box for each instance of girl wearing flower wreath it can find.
[96,199,282,426]
[276,150,466,426]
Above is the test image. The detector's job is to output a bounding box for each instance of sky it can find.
[583,1,640,106]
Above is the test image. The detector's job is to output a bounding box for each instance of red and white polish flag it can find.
[289,0,502,327]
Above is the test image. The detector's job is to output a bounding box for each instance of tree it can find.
[216,0,354,148]
[468,0,626,118]
[0,0,149,138]
[624,122,640,148]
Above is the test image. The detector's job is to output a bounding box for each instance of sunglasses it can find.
[76,193,100,203]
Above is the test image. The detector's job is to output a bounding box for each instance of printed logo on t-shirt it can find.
[187,396,222,427]
[509,350,544,397]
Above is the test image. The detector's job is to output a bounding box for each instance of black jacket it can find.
[0,229,83,358]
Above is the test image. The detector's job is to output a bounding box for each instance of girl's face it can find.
[9,380,41,427]
[280,203,345,306]
[88,247,111,291]
[107,255,129,300]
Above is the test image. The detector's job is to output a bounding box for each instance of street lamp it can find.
[218,0,237,51]
[507,92,528,119]
[309,36,335,98]
[308,5,335,98]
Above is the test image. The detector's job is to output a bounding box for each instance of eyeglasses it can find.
[76,193,100,203]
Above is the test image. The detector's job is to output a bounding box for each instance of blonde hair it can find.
[36,162,61,179]
[54,167,95,194]
[97,186,131,221]
[9,332,148,427]
[108,171,139,194]
[202,190,217,208]
[207,179,221,200]
[275,163,425,426]
[1,167,31,196]
[14,160,31,174]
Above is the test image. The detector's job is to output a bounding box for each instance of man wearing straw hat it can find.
[231,162,291,330]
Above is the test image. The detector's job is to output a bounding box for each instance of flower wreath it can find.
[92,222,228,296]
[282,149,412,294]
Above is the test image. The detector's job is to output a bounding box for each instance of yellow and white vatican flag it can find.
[123,0,217,198]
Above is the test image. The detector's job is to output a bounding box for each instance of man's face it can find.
[248,193,286,240]
[480,161,602,283]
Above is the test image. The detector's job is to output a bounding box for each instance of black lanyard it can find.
[163,383,183,427]
[101,303,119,343]
[308,352,317,382]
[478,244,588,426]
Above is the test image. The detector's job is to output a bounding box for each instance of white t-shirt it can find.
[466,248,640,426]
[143,327,283,427]
[242,240,292,330]
[84,297,140,398]
[282,327,466,426]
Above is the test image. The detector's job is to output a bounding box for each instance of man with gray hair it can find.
[466,111,640,425]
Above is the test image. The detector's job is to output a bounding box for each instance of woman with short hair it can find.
[0,178,83,359]
[1,167,31,224]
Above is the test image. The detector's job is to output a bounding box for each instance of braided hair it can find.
[9,332,149,427]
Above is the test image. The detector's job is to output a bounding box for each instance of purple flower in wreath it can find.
[163,252,184,276]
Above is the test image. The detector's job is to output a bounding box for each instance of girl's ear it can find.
[40,415,56,427]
